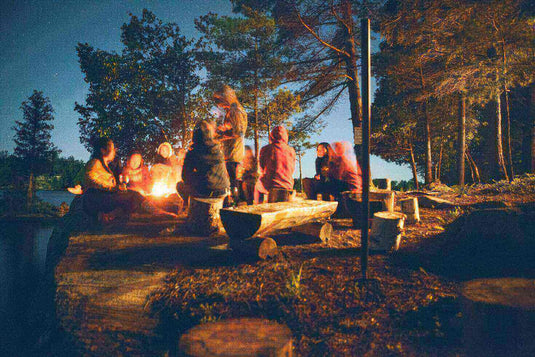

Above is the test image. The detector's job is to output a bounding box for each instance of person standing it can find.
[213,85,247,204]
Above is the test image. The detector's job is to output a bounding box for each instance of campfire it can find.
[149,163,178,198]
[150,180,176,198]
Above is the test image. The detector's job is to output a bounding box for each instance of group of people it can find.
[303,141,362,201]
[76,84,362,223]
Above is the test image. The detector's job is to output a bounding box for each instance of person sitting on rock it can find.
[303,142,335,200]
[177,120,230,202]
[255,126,296,203]
[121,151,151,196]
[82,138,175,222]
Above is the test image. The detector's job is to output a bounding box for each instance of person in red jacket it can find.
[330,141,362,197]
[255,126,296,203]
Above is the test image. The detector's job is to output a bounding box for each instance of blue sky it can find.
[0,0,412,180]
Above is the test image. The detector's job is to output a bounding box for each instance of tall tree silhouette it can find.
[13,90,59,210]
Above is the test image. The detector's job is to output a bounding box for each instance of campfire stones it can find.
[178,318,293,357]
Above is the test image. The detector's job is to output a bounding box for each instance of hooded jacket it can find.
[259,126,296,191]
[183,121,230,196]
[330,155,362,192]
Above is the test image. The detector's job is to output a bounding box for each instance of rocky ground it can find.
[52,175,535,356]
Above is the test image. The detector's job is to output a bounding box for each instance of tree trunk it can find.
[436,143,443,182]
[504,89,514,180]
[298,153,303,192]
[530,84,535,173]
[408,139,420,190]
[253,86,260,167]
[495,93,509,181]
[423,101,433,185]
[458,93,466,187]
[466,150,481,184]
[27,171,34,212]
[341,0,364,173]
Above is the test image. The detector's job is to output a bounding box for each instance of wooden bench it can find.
[221,200,338,259]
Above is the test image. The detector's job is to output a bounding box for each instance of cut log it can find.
[461,278,535,357]
[220,200,338,240]
[375,178,391,190]
[369,211,406,252]
[231,237,278,260]
[268,188,296,203]
[400,198,420,224]
[343,190,395,227]
[291,222,333,243]
[417,195,455,209]
[179,318,293,357]
[186,196,225,236]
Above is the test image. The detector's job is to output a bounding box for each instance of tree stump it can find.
[461,278,535,357]
[343,191,395,227]
[291,222,333,243]
[186,196,225,236]
[231,237,278,260]
[375,178,391,190]
[268,188,296,203]
[369,211,406,251]
[400,198,420,224]
[179,318,293,357]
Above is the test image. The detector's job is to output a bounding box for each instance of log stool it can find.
[400,198,420,224]
[369,211,406,251]
[230,237,278,260]
[375,178,391,190]
[186,196,226,236]
[268,188,295,203]
[461,278,535,357]
[179,318,293,356]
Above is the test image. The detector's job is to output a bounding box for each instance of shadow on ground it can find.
[392,204,535,281]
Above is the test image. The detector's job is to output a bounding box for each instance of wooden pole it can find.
[360,18,371,280]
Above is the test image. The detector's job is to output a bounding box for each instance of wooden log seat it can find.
[461,278,535,357]
[268,188,296,203]
[220,200,338,241]
[186,196,226,236]
[179,318,293,357]
[369,211,406,252]
[400,197,420,224]
[291,222,333,243]
[343,190,395,227]
[375,178,392,190]
[230,237,278,260]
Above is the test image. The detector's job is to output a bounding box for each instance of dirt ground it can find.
[53,177,535,356]
[150,182,535,356]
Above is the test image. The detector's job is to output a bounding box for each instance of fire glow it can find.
[150,180,175,198]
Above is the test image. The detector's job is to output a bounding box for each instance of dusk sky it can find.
[0,0,412,180]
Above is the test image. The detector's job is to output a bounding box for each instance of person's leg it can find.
[176,181,190,211]
[254,179,268,204]
[302,178,316,199]
[225,162,240,204]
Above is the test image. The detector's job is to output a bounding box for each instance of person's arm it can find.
[85,159,116,191]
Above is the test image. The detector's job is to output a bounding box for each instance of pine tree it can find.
[13,90,60,210]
